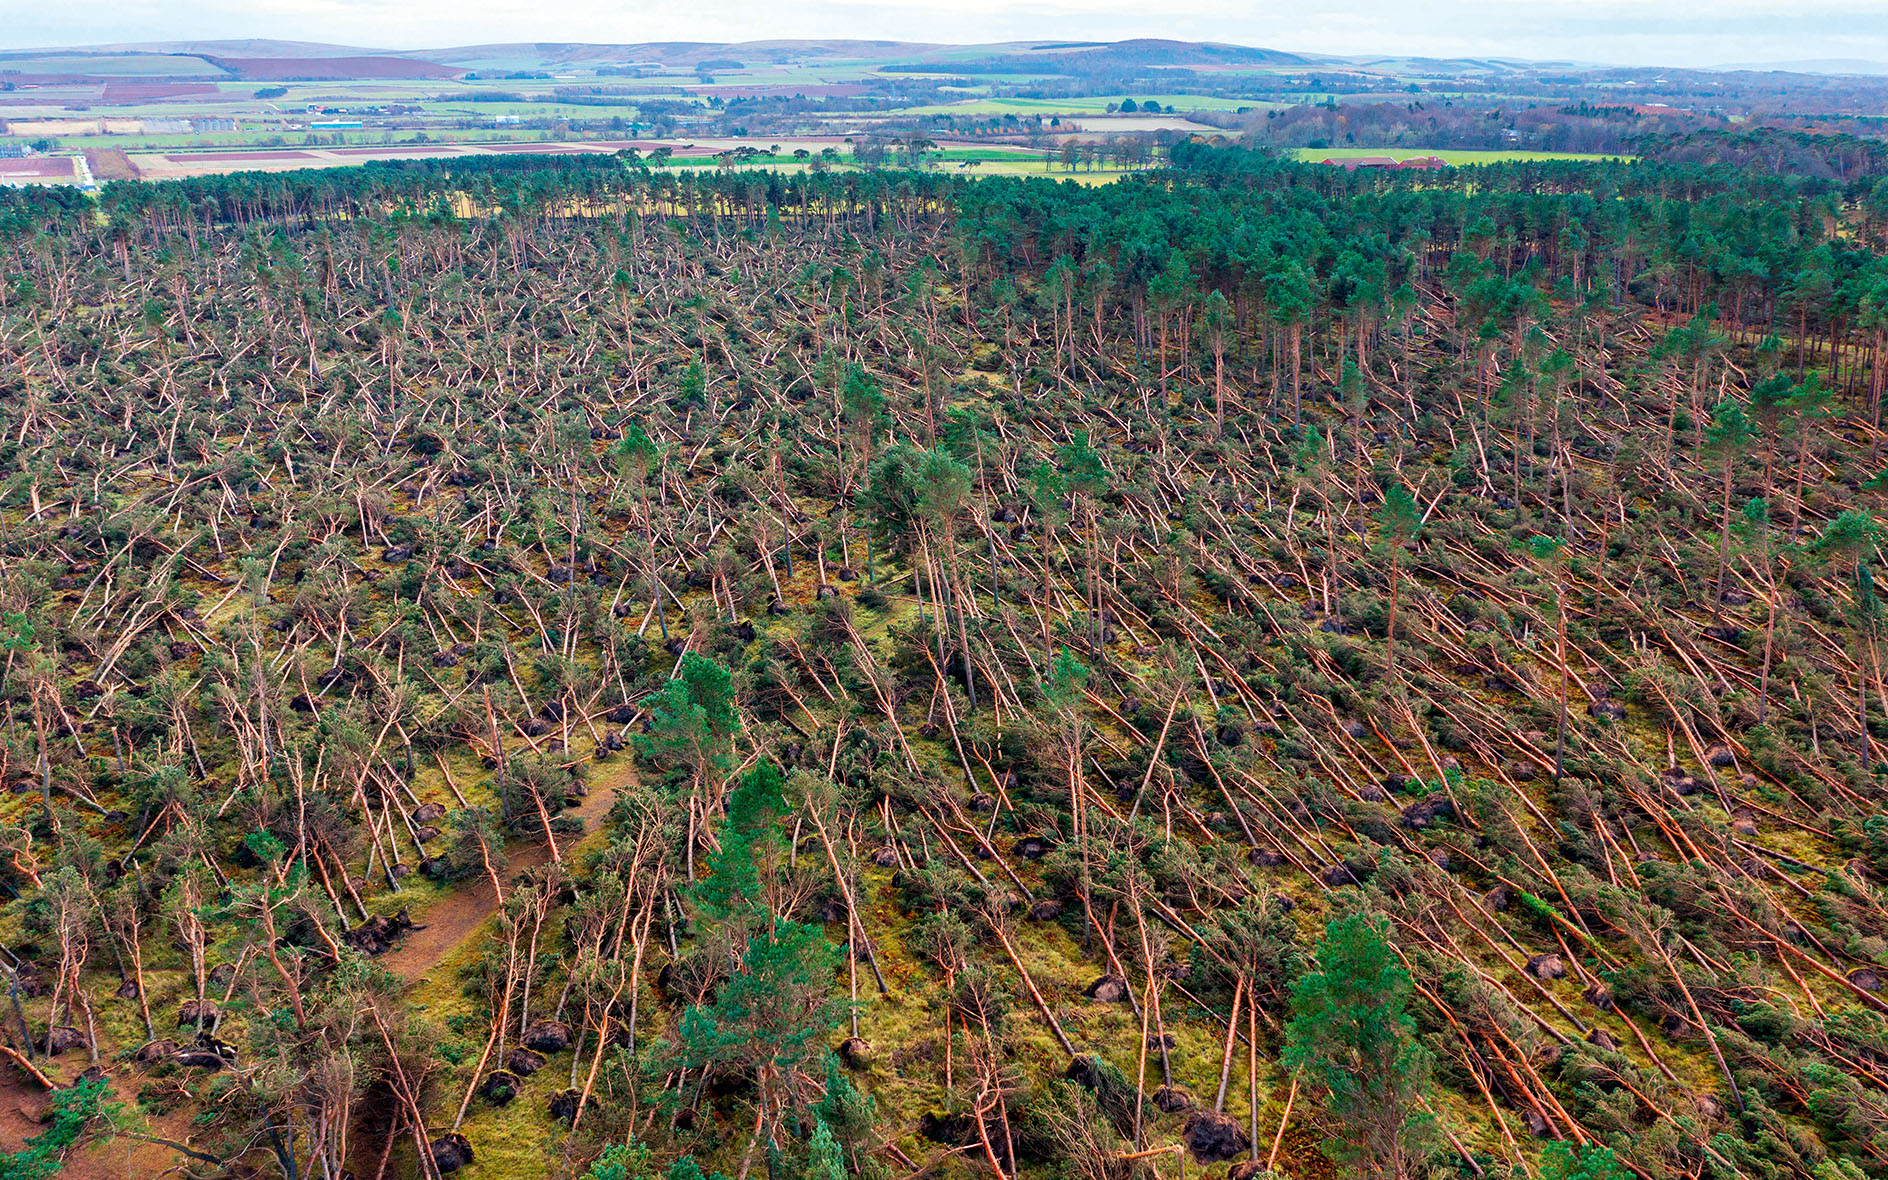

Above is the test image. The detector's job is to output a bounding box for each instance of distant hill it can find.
[39,37,1315,73]
[1335,55,1566,77]
[204,54,463,81]
[1717,57,1888,76]
[21,37,1888,86]
[21,40,465,80]
[76,39,397,58]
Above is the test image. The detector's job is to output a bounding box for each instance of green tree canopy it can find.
[1283,913,1433,1180]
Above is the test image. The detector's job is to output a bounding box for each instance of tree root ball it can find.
[504,1048,546,1076]
[521,1019,572,1053]
[135,1039,178,1064]
[1153,1085,1195,1113]
[482,1070,522,1104]
[1400,795,1454,829]
[1183,1111,1250,1162]
[431,1133,475,1174]
[177,999,218,1027]
[1525,953,1566,980]
[919,1111,975,1145]
[1010,836,1051,859]
[549,1089,583,1122]
[45,1026,88,1055]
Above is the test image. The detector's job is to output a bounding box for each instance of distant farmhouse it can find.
[1320,155,1447,170]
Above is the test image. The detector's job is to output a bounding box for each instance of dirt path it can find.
[380,766,625,986]
[345,760,632,1178]
[0,1064,201,1180]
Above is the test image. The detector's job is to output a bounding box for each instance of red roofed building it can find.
[1319,155,1449,171]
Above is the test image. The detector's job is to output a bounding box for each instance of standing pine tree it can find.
[681,761,843,1180]
[1282,913,1433,1180]
[1704,399,1754,622]
[1817,509,1883,773]
[1527,534,1571,783]
[636,652,738,877]
[1376,479,1422,693]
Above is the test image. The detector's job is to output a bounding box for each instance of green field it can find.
[893,94,1273,117]
[0,52,225,76]
[0,41,1654,179]
[1289,146,1638,164]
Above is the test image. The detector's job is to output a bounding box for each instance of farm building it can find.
[1320,154,1448,170]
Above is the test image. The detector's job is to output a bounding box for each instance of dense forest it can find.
[9,146,1888,1180]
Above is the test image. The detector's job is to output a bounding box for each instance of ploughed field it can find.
[3,150,1888,1180]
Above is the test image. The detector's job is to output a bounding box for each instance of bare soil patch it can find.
[379,776,621,984]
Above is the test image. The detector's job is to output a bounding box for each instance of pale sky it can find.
[5,0,1888,70]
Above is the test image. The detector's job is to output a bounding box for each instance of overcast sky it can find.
[8,0,1888,69]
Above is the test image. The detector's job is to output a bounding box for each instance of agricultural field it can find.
[1290,147,1638,164]
[7,35,1811,187]
[111,138,1056,180]
[3,136,1888,1180]
[0,52,229,76]
[892,96,1270,117]
[0,155,77,183]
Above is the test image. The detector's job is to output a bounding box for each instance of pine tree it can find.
[637,652,736,788]
[1376,480,1422,691]
[1735,497,1781,722]
[678,358,708,412]
[678,922,841,1169]
[1541,1142,1630,1180]
[1527,534,1571,782]
[681,761,842,1174]
[807,1118,847,1180]
[1203,289,1231,437]
[1057,431,1108,650]
[693,759,786,929]
[637,653,739,877]
[1704,399,1754,622]
[1818,510,1883,772]
[1282,913,1432,1180]
[613,423,669,639]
